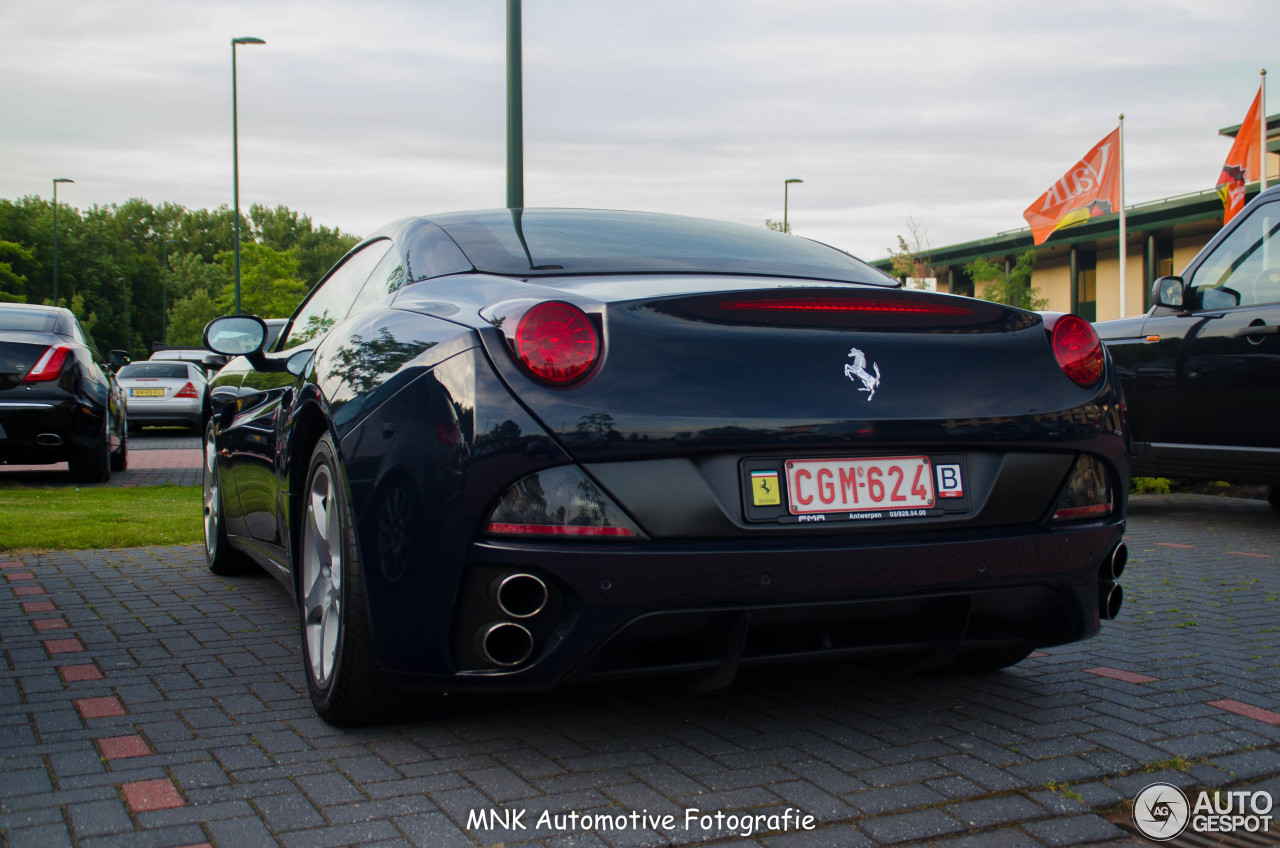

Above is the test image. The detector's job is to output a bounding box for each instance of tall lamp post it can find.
[506,0,523,209]
[52,178,74,305]
[783,178,803,234]
[160,237,177,343]
[231,36,266,315]
[118,276,130,355]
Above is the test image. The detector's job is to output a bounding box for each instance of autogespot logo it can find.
[1133,783,1190,841]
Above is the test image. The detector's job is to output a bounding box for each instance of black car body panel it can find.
[0,303,126,473]
[202,209,1129,721]
[1095,185,1280,484]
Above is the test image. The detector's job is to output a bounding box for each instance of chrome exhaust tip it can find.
[478,622,535,667]
[493,572,549,619]
[1100,582,1123,620]
[1107,543,1128,581]
[36,433,63,447]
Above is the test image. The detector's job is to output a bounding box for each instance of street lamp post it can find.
[783,178,803,234]
[160,237,177,343]
[52,178,74,305]
[119,276,130,355]
[231,36,266,315]
[506,0,523,209]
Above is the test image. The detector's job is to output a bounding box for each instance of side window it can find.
[280,240,393,349]
[1189,201,1280,308]
[348,244,406,316]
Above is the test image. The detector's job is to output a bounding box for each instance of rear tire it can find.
[203,421,258,576]
[1269,485,1280,512]
[110,428,128,472]
[298,433,435,726]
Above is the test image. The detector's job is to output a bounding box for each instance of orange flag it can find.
[1023,128,1122,246]
[1217,86,1263,225]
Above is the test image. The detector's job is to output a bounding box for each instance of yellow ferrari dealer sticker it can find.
[751,470,781,506]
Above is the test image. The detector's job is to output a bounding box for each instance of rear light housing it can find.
[483,300,601,386]
[486,465,646,539]
[1050,455,1113,522]
[23,345,73,383]
[1043,313,1103,388]
[174,382,199,399]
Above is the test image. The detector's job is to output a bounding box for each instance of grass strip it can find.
[0,484,201,552]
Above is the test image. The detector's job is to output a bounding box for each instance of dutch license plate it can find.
[130,388,164,397]
[786,455,935,514]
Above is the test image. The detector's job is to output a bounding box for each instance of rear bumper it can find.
[0,399,94,463]
[124,397,202,426]
[381,517,1124,691]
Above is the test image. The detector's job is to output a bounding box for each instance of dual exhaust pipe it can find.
[476,573,548,667]
[1099,542,1126,620]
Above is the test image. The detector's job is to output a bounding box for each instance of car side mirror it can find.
[108,350,130,372]
[205,315,267,356]
[204,314,296,373]
[1152,276,1185,309]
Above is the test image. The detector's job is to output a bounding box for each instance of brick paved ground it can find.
[2,494,1280,847]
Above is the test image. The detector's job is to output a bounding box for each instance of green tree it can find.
[166,289,221,346]
[0,239,33,302]
[966,250,1046,310]
[886,217,935,289]
[214,242,309,318]
[764,219,790,233]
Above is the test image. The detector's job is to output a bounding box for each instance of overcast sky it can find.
[2,0,1275,261]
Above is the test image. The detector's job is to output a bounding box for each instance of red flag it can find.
[1216,86,1263,225]
[1023,128,1122,246]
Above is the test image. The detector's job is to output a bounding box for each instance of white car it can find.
[116,361,208,432]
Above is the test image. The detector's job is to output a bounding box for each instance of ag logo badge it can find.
[844,347,880,401]
[1132,783,1190,841]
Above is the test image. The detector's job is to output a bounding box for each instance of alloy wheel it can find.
[302,463,343,686]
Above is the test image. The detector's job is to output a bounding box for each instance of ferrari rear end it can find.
[382,276,1128,690]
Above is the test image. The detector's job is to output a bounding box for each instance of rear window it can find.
[0,307,58,333]
[427,209,896,286]
[118,363,190,379]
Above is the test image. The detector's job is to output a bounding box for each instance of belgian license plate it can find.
[130,388,164,397]
[785,455,935,514]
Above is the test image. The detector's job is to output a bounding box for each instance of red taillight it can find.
[1048,314,1103,387]
[175,382,199,399]
[513,301,599,385]
[23,345,73,382]
[720,298,971,315]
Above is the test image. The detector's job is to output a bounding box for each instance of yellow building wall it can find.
[1032,263,1072,313]
[1174,234,1209,275]
[1093,246,1148,321]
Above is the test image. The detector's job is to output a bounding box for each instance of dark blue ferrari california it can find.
[202,209,1129,725]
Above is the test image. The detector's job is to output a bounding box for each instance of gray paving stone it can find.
[1023,813,1128,845]
[858,807,966,844]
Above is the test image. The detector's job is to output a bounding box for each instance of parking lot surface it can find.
[3,493,1280,848]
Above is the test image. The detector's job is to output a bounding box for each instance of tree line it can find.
[0,197,360,357]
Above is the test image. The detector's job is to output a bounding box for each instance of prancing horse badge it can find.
[844,347,880,401]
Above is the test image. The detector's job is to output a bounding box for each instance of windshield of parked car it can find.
[0,307,58,333]
[428,209,897,286]
[118,363,191,379]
